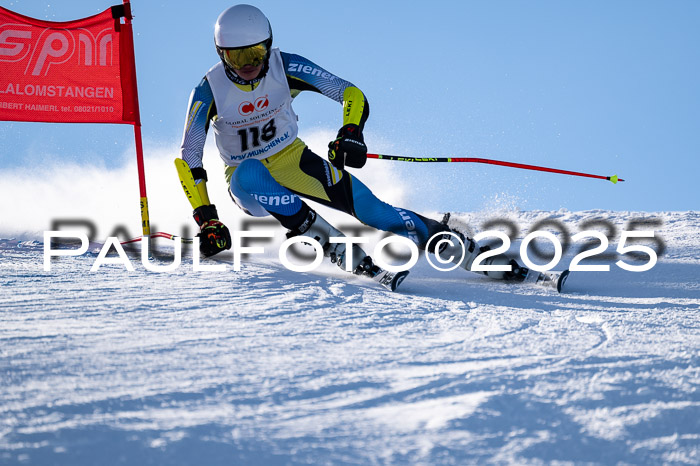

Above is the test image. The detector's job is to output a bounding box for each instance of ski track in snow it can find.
[0,210,698,465]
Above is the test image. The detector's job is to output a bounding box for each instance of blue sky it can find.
[1,0,699,214]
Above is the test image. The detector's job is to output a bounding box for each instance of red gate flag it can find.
[1,2,151,236]
[0,4,139,124]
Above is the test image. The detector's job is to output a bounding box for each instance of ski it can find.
[368,267,410,292]
[353,256,409,292]
[519,268,570,293]
[120,232,194,245]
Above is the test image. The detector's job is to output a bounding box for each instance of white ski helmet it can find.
[214,5,273,78]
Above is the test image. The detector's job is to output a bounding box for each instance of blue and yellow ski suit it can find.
[180,49,444,247]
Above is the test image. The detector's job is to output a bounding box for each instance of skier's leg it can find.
[349,175,442,245]
[265,144,518,280]
[268,145,446,245]
[348,177,515,279]
[230,158,369,272]
[302,150,518,279]
[229,158,308,227]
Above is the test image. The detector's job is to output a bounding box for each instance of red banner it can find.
[0,5,139,124]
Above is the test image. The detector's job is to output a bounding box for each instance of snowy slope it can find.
[1,210,698,465]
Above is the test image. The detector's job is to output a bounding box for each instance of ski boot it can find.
[431,213,514,280]
[434,214,569,291]
[287,210,369,274]
[353,255,410,291]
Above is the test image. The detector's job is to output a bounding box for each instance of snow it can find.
[1,210,698,465]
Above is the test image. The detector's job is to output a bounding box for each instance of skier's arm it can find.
[281,52,369,170]
[179,78,231,257]
[281,52,369,130]
[180,77,217,206]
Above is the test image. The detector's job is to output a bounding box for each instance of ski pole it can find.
[366,153,624,184]
[120,232,194,245]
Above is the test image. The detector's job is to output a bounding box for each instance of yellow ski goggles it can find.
[222,42,268,69]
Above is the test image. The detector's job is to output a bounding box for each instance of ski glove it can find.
[193,204,231,257]
[328,124,367,170]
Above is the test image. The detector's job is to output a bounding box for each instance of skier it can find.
[178,4,521,283]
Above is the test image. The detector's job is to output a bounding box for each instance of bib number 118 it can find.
[238,119,277,151]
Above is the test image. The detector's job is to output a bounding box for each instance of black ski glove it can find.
[193,204,231,257]
[328,123,367,170]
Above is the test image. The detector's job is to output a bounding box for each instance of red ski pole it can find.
[366,153,624,184]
